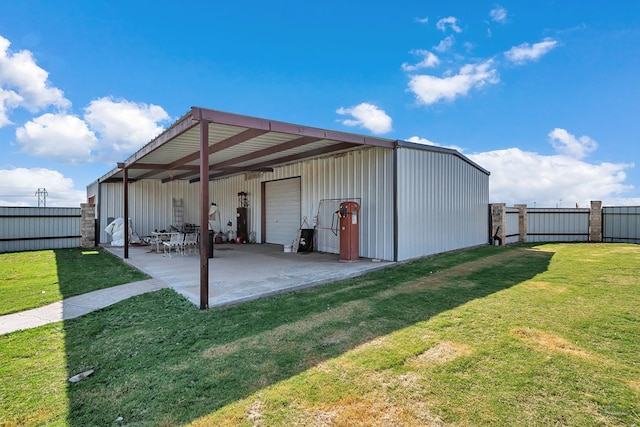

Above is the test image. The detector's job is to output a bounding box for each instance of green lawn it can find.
[0,243,638,426]
[0,248,148,315]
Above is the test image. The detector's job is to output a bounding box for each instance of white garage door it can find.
[265,177,301,245]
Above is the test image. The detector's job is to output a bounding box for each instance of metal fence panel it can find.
[603,206,640,243]
[527,208,590,242]
[505,207,520,244]
[0,207,81,253]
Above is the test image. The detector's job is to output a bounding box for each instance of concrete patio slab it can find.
[104,243,395,308]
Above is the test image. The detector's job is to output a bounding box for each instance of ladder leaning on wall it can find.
[173,198,184,229]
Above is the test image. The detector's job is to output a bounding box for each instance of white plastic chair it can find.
[163,233,184,257]
[181,232,198,255]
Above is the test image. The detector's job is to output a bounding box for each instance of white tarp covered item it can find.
[208,203,221,233]
[105,218,133,246]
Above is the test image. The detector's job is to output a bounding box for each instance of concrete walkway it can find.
[0,244,395,336]
[0,279,166,335]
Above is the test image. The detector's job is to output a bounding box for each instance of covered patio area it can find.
[103,243,395,308]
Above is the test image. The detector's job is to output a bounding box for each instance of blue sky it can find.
[1,1,639,207]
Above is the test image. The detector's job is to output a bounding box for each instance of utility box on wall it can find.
[339,201,359,262]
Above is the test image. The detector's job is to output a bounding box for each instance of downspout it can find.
[198,117,210,310]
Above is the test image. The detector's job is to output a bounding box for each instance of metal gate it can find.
[603,206,640,243]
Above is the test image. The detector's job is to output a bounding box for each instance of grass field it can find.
[0,248,148,315]
[0,243,638,426]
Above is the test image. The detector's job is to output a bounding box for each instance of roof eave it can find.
[395,139,491,176]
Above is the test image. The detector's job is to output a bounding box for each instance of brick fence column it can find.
[80,203,96,248]
[515,204,527,243]
[589,201,603,242]
[490,203,506,246]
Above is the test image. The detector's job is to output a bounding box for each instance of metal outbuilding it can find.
[88,107,489,308]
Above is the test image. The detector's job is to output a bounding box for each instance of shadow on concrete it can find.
[61,245,553,425]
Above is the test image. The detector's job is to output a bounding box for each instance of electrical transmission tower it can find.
[36,188,48,207]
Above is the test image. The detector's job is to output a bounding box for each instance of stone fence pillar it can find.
[490,203,506,246]
[80,203,96,248]
[589,201,603,242]
[515,204,527,243]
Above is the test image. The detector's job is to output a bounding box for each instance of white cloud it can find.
[407,60,499,105]
[489,6,508,24]
[0,35,70,126]
[433,35,455,53]
[415,16,429,24]
[436,17,462,33]
[401,50,440,72]
[0,167,85,207]
[16,113,98,163]
[15,98,170,165]
[84,97,169,154]
[505,38,559,64]
[0,35,170,165]
[336,103,393,134]
[406,136,464,152]
[0,87,22,127]
[548,128,597,159]
[468,148,633,207]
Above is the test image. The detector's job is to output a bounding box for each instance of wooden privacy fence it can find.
[0,204,95,253]
[491,202,640,245]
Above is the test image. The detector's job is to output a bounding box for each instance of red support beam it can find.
[199,120,210,310]
[122,165,129,259]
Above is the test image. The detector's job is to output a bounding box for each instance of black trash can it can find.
[208,230,214,258]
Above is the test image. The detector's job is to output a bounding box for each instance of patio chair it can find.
[181,232,198,255]
[163,233,184,257]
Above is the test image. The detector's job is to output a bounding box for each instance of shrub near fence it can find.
[0,207,81,253]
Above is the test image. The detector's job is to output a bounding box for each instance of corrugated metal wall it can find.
[505,207,520,244]
[0,207,81,253]
[96,147,395,260]
[603,206,640,243]
[302,147,395,260]
[98,180,200,243]
[526,208,590,242]
[396,147,489,261]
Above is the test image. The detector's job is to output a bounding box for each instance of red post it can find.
[199,119,210,309]
[122,163,129,259]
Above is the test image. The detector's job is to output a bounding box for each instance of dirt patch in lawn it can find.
[511,327,595,361]
[407,341,474,367]
[292,395,445,427]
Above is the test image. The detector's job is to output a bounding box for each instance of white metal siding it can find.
[97,146,395,260]
[97,180,202,243]
[396,147,489,261]
[265,178,301,245]
[0,207,81,253]
[302,148,394,260]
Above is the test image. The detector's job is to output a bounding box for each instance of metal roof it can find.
[98,107,398,183]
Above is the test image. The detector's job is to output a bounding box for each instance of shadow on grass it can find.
[62,245,553,426]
